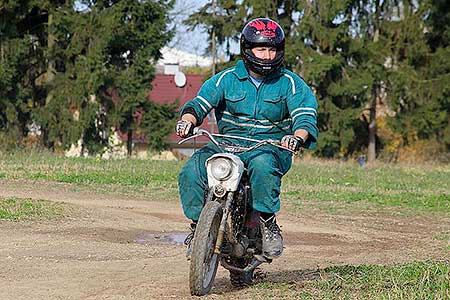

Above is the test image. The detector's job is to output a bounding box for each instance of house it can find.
[65,48,215,159]
[147,67,218,157]
[114,48,215,158]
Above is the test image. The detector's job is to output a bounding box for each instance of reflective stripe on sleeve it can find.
[196,96,213,109]
[292,112,316,121]
[198,102,208,113]
[291,107,317,116]
[284,74,296,94]
[216,69,235,87]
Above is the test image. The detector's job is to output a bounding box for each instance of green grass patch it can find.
[285,189,450,214]
[0,151,449,213]
[251,260,450,300]
[0,151,181,187]
[29,170,177,186]
[0,197,65,220]
[285,162,449,193]
[0,151,182,200]
[283,161,450,214]
[434,233,450,241]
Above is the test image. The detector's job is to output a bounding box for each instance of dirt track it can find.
[1,179,449,299]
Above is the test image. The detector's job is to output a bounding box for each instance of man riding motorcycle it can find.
[176,18,318,261]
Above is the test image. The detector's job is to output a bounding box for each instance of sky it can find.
[74,0,236,59]
[167,0,210,56]
[168,0,240,58]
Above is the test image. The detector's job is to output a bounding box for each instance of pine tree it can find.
[0,0,57,148]
[387,0,450,154]
[186,0,371,158]
[288,0,365,158]
[30,0,175,154]
[186,0,449,161]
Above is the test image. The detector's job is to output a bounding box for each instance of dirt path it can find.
[0,179,449,300]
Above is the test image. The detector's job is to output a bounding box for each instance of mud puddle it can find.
[135,232,188,245]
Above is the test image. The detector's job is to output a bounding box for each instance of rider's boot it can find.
[184,221,197,260]
[259,213,283,259]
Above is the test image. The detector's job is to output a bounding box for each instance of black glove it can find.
[176,120,195,138]
[281,135,304,152]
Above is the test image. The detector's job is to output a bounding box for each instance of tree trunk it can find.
[1,41,4,63]
[368,86,377,163]
[46,13,56,83]
[45,13,56,109]
[127,129,133,157]
[211,0,217,76]
[367,0,381,163]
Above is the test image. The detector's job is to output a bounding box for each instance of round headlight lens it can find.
[210,158,233,180]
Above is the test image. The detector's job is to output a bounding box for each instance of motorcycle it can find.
[178,128,293,296]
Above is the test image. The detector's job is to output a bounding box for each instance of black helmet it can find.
[240,18,285,76]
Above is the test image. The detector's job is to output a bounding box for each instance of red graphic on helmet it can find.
[248,20,266,31]
[248,19,278,38]
[266,21,278,31]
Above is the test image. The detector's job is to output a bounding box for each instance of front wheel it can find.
[189,200,223,296]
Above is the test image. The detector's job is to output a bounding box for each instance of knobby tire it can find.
[189,200,223,296]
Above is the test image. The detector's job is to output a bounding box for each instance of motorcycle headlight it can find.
[210,158,233,180]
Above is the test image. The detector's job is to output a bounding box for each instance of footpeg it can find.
[221,255,269,273]
[243,255,270,272]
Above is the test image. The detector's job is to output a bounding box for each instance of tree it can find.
[31,0,175,154]
[387,0,450,154]
[186,0,449,161]
[288,0,368,158]
[186,0,374,158]
[0,0,59,148]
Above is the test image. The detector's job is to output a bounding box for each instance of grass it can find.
[0,151,179,185]
[282,160,450,215]
[0,151,449,213]
[434,233,450,241]
[0,150,182,200]
[0,197,65,220]
[250,260,450,300]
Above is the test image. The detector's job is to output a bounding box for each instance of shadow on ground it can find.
[208,268,321,295]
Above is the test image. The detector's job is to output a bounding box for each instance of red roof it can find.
[147,74,218,144]
[147,74,204,108]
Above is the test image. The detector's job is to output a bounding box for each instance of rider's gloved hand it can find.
[176,120,195,138]
[281,135,304,152]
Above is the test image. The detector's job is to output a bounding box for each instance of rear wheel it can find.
[189,201,223,296]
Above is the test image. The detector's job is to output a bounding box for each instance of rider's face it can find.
[251,47,277,60]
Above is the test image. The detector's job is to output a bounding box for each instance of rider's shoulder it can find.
[279,68,312,94]
[206,65,239,88]
[280,68,307,84]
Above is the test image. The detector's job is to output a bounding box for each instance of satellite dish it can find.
[174,71,187,88]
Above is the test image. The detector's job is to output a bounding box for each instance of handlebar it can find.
[178,128,294,154]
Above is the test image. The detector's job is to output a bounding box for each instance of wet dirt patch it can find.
[126,210,184,222]
[284,232,354,247]
[34,226,140,244]
[134,232,188,245]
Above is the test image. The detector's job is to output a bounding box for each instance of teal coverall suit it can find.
[179,60,318,221]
